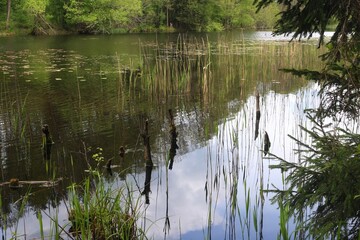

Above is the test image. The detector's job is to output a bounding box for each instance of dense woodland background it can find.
[0,0,280,34]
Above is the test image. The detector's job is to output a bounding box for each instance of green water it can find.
[0,31,324,239]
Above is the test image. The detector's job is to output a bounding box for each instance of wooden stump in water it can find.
[106,158,112,171]
[119,146,125,158]
[42,124,54,160]
[141,120,153,167]
[106,146,125,170]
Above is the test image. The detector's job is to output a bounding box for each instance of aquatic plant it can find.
[67,174,144,239]
[65,144,146,239]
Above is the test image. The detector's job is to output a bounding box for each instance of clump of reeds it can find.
[67,178,140,239]
[67,153,145,239]
[139,35,212,98]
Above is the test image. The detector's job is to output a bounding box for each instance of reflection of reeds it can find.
[201,87,318,239]
[140,35,212,99]
[1,189,31,239]
[0,75,33,179]
[137,36,324,121]
[1,76,30,140]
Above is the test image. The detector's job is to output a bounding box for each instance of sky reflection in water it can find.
[139,86,319,239]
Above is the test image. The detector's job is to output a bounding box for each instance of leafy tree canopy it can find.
[64,0,142,34]
[1,0,280,34]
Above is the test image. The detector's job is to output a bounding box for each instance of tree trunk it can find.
[6,0,11,30]
[166,6,169,27]
[5,0,11,30]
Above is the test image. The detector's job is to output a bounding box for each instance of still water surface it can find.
[0,31,324,239]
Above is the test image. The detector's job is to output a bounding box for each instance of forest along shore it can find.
[1,0,281,35]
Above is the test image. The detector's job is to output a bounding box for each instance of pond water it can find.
[0,30,326,239]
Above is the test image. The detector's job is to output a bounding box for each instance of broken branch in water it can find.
[0,177,63,188]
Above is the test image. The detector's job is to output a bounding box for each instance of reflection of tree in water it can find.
[254,92,261,140]
[140,119,153,204]
[42,124,54,160]
[167,109,179,170]
[252,92,271,155]
[142,165,153,205]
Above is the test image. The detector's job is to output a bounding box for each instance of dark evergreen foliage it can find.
[256,0,360,118]
[269,113,360,239]
[256,0,360,238]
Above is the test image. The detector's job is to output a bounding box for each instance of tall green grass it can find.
[66,151,146,239]
[67,171,145,239]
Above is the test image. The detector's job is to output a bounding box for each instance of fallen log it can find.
[0,177,63,188]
